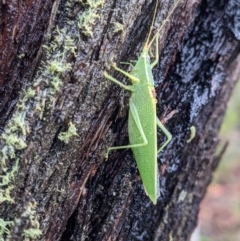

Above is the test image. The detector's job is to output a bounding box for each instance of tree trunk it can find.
[0,0,240,240]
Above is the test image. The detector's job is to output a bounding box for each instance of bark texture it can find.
[0,0,240,240]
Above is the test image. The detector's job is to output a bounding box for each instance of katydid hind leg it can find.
[105,100,148,158]
[156,117,172,154]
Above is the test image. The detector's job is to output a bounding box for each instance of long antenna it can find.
[145,0,159,47]
[147,0,181,48]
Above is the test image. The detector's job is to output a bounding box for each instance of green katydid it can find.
[104,0,180,204]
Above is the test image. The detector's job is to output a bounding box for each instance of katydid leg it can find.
[156,117,172,154]
[103,71,133,91]
[150,34,159,69]
[106,100,148,158]
[112,63,140,83]
[120,62,134,68]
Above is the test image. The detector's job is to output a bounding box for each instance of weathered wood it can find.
[0,0,239,240]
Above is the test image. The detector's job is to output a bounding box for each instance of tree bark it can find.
[0,0,240,240]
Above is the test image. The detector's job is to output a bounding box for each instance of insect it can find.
[104,0,180,204]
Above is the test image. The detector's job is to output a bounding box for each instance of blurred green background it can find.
[199,80,240,241]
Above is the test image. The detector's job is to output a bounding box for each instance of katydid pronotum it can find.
[104,0,181,204]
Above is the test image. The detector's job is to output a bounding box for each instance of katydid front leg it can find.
[104,64,150,157]
[151,34,159,69]
[105,100,148,157]
[111,63,139,83]
[103,71,133,91]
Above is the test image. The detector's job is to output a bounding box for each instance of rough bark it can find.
[0,0,240,241]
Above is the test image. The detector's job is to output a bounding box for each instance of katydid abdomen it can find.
[129,83,158,203]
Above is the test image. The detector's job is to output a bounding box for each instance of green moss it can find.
[78,0,105,37]
[0,160,18,205]
[11,201,43,240]
[1,133,27,151]
[113,22,124,34]
[9,114,27,135]
[0,0,83,238]
[78,9,100,37]
[0,160,18,187]
[23,228,42,239]
[51,76,62,92]
[0,218,14,236]
[9,201,42,240]
[0,186,15,204]
[47,60,72,74]
[25,88,36,99]
[85,0,104,8]
[58,122,79,143]
[64,36,77,56]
